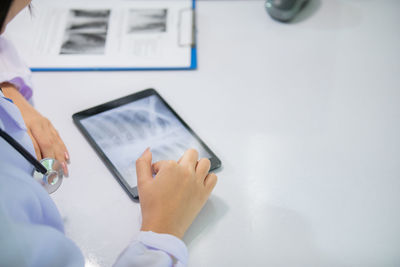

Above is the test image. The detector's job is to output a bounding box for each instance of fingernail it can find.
[64,151,70,163]
[142,147,150,155]
[62,162,69,178]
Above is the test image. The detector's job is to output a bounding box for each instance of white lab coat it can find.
[0,36,188,267]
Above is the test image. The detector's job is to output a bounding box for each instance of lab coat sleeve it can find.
[0,36,33,100]
[1,83,189,267]
[0,162,85,267]
[114,231,188,267]
[0,211,85,267]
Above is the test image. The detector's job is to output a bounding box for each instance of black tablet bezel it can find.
[72,88,221,200]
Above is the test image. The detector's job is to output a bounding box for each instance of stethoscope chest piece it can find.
[33,158,64,194]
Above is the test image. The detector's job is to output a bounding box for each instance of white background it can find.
[11,0,400,266]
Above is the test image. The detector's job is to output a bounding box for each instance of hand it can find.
[1,83,70,176]
[136,148,217,239]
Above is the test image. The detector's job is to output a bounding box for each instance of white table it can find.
[28,1,400,266]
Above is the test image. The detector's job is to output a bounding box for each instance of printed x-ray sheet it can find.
[6,0,193,69]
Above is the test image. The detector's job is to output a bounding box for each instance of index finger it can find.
[51,127,69,161]
[136,148,153,186]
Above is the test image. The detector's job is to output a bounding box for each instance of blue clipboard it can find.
[31,0,197,72]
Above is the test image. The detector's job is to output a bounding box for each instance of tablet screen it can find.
[79,93,214,188]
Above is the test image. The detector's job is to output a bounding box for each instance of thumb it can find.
[136,148,153,186]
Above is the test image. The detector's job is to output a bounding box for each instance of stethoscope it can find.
[0,128,63,194]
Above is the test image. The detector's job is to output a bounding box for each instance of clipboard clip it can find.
[177,8,196,47]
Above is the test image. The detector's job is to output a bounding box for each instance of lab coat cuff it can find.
[9,77,33,101]
[137,231,188,265]
[0,75,33,101]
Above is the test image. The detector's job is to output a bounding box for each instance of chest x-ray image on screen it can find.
[79,93,216,188]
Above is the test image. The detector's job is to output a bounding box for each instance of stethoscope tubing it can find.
[0,128,47,174]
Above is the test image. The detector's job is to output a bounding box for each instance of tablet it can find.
[72,88,221,200]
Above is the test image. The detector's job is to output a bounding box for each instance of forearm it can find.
[0,82,39,126]
[1,82,28,104]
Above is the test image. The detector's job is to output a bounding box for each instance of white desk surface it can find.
[27,0,400,266]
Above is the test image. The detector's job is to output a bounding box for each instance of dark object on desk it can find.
[265,0,309,22]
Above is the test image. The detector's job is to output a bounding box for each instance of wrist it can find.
[0,82,33,111]
[141,221,185,240]
[0,82,19,98]
[0,83,26,106]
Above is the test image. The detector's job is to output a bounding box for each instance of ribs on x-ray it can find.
[83,96,192,161]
